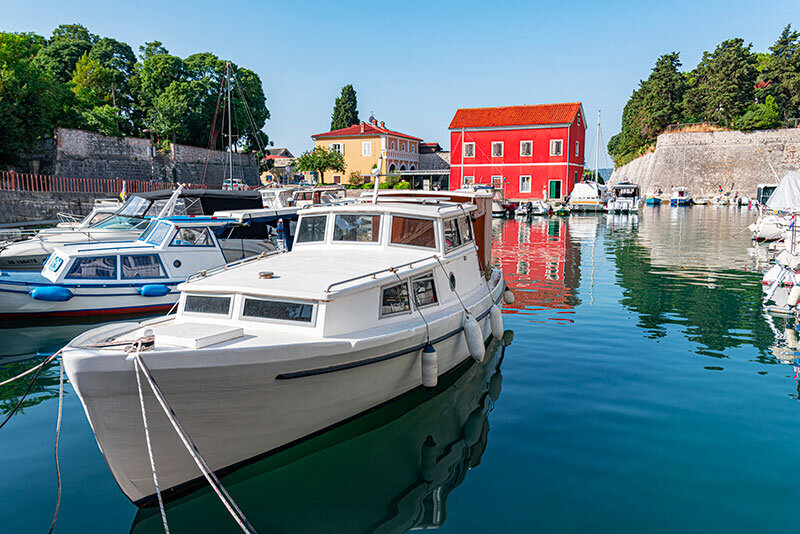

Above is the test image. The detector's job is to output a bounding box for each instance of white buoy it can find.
[421,345,438,388]
[503,288,515,305]
[489,304,503,339]
[786,328,798,349]
[463,314,485,362]
[788,285,800,308]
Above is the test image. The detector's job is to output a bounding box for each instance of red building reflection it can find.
[492,217,582,316]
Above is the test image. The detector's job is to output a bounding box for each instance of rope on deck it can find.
[131,352,256,533]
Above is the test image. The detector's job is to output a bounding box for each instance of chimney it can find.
[360,121,365,133]
[371,118,378,126]
[380,121,385,128]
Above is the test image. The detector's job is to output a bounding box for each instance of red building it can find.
[448,102,586,200]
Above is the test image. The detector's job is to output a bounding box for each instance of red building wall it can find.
[449,111,586,200]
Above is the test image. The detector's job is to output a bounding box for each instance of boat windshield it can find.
[91,215,151,230]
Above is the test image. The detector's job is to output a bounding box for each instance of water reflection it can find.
[131,336,509,534]
[0,358,62,416]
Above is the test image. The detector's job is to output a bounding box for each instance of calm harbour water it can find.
[2,206,799,533]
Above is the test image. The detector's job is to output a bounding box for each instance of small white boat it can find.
[0,188,264,271]
[693,197,711,205]
[54,198,121,228]
[670,186,692,206]
[568,181,609,212]
[605,183,642,214]
[518,200,551,217]
[62,190,507,506]
[750,171,800,241]
[0,212,287,320]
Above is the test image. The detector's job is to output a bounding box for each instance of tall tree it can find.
[640,52,686,136]
[294,146,345,183]
[763,24,800,119]
[0,32,60,162]
[138,40,168,61]
[683,38,757,125]
[330,84,359,130]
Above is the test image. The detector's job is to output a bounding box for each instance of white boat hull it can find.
[64,274,505,505]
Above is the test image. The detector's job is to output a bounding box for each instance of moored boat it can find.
[61,190,508,506]
[670,186,692,206]
[568,181,609,212]
[605,183,642,213]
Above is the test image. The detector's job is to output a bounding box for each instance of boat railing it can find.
[325,254,439,293]
[186,249,284,283]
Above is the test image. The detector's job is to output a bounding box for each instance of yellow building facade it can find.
[311,119,422,184]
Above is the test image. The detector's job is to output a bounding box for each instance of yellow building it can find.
[311,118,422,184]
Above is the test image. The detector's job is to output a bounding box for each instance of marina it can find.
[3,206,800,532]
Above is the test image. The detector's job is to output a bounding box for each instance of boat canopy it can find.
[766,171,800,212]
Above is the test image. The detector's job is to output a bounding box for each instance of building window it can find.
[401,142,406,151]
[577,114,581,126]
[463,142,475,158]
[520,141,532,157]
[575,141,579,157]
[574,171,578,184]
[520,175,531,193]
[548,179,562,199]
[362,141,372,156]
[330,142,344,155]
[391,140,396,150]
[491,142,503,157]
[462,176,474,186]
[333,175,342,184]
[550,140,563,156]
[491,175,503,188]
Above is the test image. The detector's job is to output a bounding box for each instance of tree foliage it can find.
[0,24,271,165]
[293,146,345,183]
[330,84,359,130]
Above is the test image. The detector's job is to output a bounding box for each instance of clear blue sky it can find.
[2,0,798,166]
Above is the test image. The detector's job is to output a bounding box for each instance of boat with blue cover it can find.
[0,211,292,320]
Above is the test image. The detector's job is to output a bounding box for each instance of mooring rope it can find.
[0,351,58,388]
[0,351,60,430]
[131,353,256,533]
[48,358,64,534]
[134,348,170,533]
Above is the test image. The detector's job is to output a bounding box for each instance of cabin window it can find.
[491,142,503,157]
[243,297,314,323]
[381,281,410,317]
[184,295,231,315]
[463,142,475,158]
[66,256,117,279]
[520,141,532,157]
[412,275,438,308]
[171,227,213,247]
[457,215,473,244]
[122,254,166,279]
[520,175,532,193]
[443,218,462,252]
[333,214,380,242]
[296,215,327,243]
[145,221,172,245]
[550,139,563,156]
[47,255,64,272]
[390,216,436,248]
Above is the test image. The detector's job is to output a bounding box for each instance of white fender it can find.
[489,304,504,339]
[421,345,438,388]
[788,285,800,308]
[463,314,485,362]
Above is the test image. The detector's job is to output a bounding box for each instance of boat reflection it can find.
[130,334,510,534]
[492,217,581,317]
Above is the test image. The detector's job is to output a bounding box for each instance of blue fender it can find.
[138,284,170,297]
[30,286,73,301]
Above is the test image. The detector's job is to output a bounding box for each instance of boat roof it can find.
[300,199,477,218]
[213,208,299,221]
[612,182,639,189]
[135,189,263,201]
[180,247,438,300]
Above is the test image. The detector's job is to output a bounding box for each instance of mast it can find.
[595,109,600,182]
[226,62,233,184]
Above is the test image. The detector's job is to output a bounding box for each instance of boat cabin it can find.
[611,183,641,199]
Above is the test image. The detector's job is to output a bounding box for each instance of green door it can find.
[549,180,562,199]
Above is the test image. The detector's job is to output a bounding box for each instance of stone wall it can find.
[52,128,258,187]
[610,128,800,196]
[0,190,112,224]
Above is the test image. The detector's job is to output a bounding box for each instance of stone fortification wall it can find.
[53,128,258,187]
[0,190,112,224]
[610,129,800,196]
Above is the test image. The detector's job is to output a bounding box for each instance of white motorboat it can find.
[749,171,800,241]
[61,190,508,506]
[605,183,642,214]
[568,181,609,212]
[670,186,692,206]
[0,188,264,271]
[517,200,551,217]
[261,185,349,210]
[54,198,121,228]
[0,212,286,320]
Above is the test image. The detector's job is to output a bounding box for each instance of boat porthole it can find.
[173,260,181,268]
[449,272,456,291]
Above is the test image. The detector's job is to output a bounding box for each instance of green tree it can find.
[762,24,800,119]
[33,38,92,82]
[683,38,758,125]
[50,23,97,44]
[640,52,686,136]
[0,32,60,162]
[330,84,359,130]
[736,95,783,130]
[138,40,168,61]
[293,146,345,184]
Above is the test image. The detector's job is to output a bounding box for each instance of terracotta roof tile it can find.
[448,102,582,129]
[312,122,422,141]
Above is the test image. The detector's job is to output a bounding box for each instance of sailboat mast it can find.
[595,109,600,182]
[226,62,233,184]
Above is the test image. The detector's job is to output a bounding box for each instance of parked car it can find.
[223,177,248,190]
